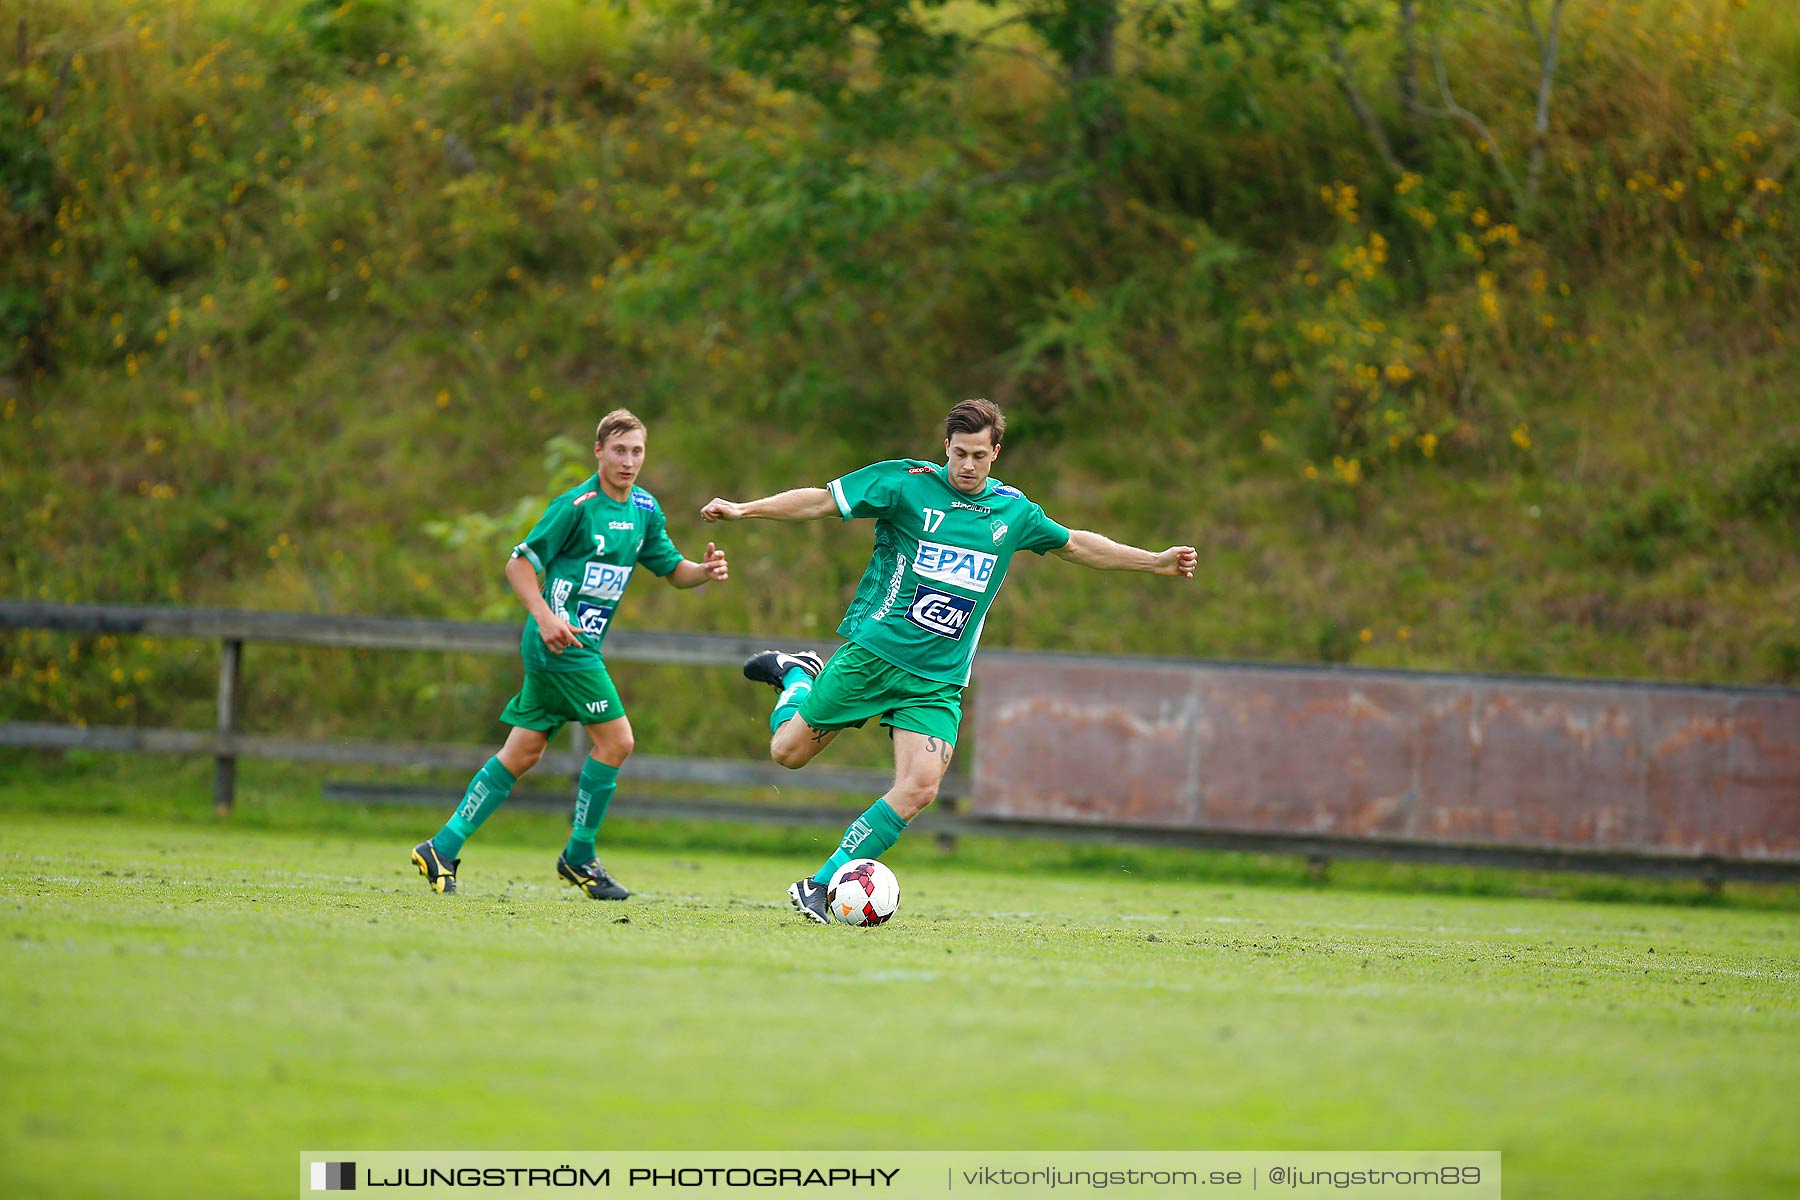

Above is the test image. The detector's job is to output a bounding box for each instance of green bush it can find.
[1585,484,1709,572]
[1731,440,1800,525]
[298,0,418,64]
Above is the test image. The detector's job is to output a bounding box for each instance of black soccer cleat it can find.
[787,877,832,924]
[743,649,824,691]
[412,841,459,895]
[558,853,630,900]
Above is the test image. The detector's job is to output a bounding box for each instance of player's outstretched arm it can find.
[664,542,730,589]
[701,487,837,523]
[1050,530,1197,578]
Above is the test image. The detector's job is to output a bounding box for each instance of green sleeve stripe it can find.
[512,543,543,571]
[829,478,852,520]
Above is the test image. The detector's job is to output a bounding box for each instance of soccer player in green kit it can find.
[412,408,730,900]
[701,398,1197,922]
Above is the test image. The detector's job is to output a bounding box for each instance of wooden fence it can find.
[0,601,943,820]
[4,601,1797,882]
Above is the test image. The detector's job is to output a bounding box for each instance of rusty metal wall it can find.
[970,655,1800,863]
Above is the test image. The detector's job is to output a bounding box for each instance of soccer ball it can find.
[827,858,900,926]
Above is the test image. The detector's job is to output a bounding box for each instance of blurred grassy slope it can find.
[1,0,1796,748]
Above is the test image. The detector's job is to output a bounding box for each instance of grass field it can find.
[2,786,1797,1200]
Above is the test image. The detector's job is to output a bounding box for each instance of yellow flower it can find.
[1511,424,1532,450]
[1358,627,1373,643]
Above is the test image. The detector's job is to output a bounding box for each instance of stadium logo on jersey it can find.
[990,520,1008,544]
[581,562,633,601]
[992,484,1023,498]
[903,584,976,639]
[914,540,998,594]
[951,500,991,515]
[631,490,657,511]
[575,601,615,638]
[572,490,598,506]
[608,520,634,531]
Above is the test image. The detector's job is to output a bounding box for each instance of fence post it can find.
[213,637,242,815]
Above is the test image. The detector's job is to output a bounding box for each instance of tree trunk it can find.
[1331,39,1406,179]
[1396,0,1425,152]
[1065,0,1121,166]
[1522,0,1567,215]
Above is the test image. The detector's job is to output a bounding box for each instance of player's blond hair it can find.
[595,408,645,447]
[945,398,1004,446]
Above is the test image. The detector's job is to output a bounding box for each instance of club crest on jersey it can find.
[575,601,615,638]
[581,561,633,601]
[631,490,657,512]
[914,540,998,594]
[903,584,976,639]
[990,520,1008,544]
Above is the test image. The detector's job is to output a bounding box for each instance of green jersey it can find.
[829,459,1071,686]
[510,475,684,673]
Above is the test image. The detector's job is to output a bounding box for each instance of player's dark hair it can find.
[945,398,1004,447]
[595,408,645,447]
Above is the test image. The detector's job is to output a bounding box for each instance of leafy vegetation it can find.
[1,0,1796,752]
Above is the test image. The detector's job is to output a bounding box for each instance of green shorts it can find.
[499,666,625,733]
[797,641,964,745]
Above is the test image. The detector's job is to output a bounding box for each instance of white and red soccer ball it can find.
[827,858,900,926]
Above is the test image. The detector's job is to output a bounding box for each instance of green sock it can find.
[564,758,620,864]
[768,666,814,734]
[433,756,517,858]
[812,798,909,884]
